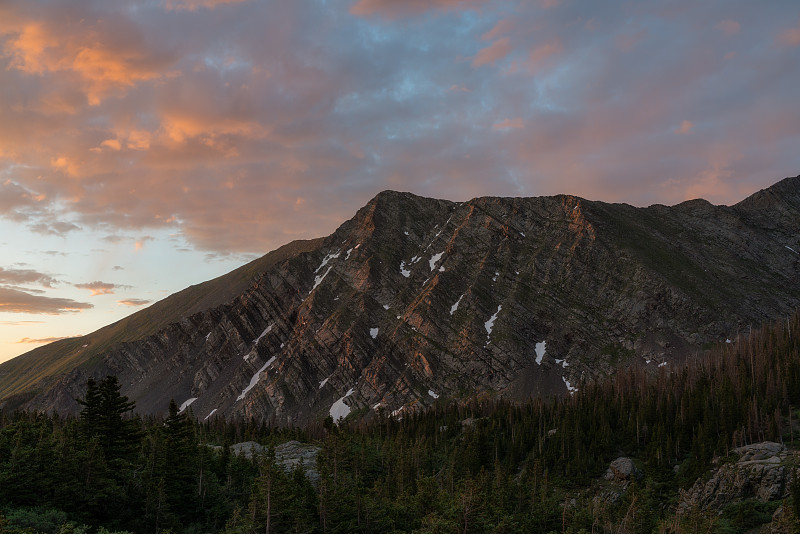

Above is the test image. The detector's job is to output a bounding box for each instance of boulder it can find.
[604,457,640,483]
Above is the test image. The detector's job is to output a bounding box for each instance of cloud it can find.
[778,20,800,47]
[28,221,81,236]
[75,281,124,296]
[715,20,741,36]
[349,0,488,19]
[493,118,524,130]
[0,267,57,287]
[675,120,694,135]
[16,336,76,344]
[164,0,249,12]
[525,40,563,72]
[0,287,92,314]
[0,0,798,259]
[117,298,151,307]
[0,320,45,326]
[472,37,512,67]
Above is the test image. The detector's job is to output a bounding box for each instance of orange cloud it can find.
[117,298,151,307]
[675,120,693,134]
[778,21,800,47]
[127,130,152,151]
[100,139,122,151]
[493,118,524,130]
[17,336,76,344]
[74,281,121,296]
[473,37,512,67]
[4,17,170,105]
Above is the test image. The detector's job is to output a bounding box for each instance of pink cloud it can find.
[117,298,151,307]
[778,21,800,47]
[715,19,740,36]
[0,287,92,314]
[675,120,693,134]
[482,18,515,42]
[473,37,512,67]
[17,336,76,344]
[164,0,249,11]
[492,118,524,130]
[350,0,487,19]
[526,40,563,73]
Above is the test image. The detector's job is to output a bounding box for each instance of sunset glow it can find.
[0,0,798,363]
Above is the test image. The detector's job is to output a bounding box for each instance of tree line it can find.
[1,313,800,533]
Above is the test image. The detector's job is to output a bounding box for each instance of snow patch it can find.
[726,338,732,344]
[786,246,799,254]
[555,358,569,368]
[492,272,499,282]
[345,248,353,260]
[484,305,502,335]
[383,304,390,310]
[370,328,379,339]
[450,294,464,315]
[404,231,409,236]
[205,333,211,343]
[204,409,218,421]
[520,232,525,237]
[319,376,331,389]
[428,390,439,399]
[400,260,411,278]
[658,361,668,368]
[429,251,444,271]
[329,387,355,422]
[253,324,273,345]
[310,251,341,294]
[562,377,578,394]
[373,403,383,410]
[315,251,341,273]
[311,265,335,293]
[535,341,546,365]
[178,398,197,413]
[236,356,277,401]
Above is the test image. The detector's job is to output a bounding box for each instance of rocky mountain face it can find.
[2,175,799,424]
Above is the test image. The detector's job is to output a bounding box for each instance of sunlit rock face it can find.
[12,176,800,424]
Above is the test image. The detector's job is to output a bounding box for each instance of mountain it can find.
[1,176,799,423]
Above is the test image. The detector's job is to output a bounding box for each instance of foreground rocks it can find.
[680,442,797,512]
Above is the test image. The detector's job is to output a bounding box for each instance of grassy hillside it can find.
[0,238,322,403]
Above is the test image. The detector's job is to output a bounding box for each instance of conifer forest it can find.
[2,314,800,533]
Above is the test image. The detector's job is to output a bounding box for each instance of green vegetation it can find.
[2,313,800,532]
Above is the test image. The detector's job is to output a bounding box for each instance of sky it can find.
[0,0,799,364]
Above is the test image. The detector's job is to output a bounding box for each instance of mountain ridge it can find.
[1,175,799,422]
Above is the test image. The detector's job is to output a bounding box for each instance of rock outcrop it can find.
[604,457,640,484]
[680,442,797,512]
[2,176,800,423]
[211,440,321,483]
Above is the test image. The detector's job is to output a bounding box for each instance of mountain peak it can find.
[3,176,800,422]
